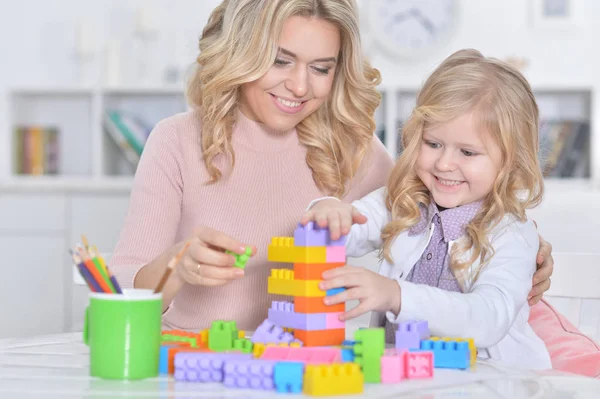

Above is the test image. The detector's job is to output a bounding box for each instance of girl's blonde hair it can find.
[187,0,381,196]
[381,49,544,282]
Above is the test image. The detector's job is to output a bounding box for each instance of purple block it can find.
[294,222,347,247]
[268,301,327,330]
[398,320,430,340]
[223,359,276,390]
[174,352,252,382]
[251,319,303,346]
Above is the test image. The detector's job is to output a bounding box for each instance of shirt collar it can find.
[408,199,483,242]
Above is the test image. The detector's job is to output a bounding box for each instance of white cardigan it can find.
[343,187,552,370]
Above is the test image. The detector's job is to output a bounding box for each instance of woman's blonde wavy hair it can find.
[187,0,381,196]
[381,49,544,283]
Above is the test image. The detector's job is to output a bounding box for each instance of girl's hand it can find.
[300,199,367,240]
[175,226,256,287]
[319,266,401,321]
[529,234,554,305]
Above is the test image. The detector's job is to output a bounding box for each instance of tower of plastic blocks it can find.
[267,222,347,346]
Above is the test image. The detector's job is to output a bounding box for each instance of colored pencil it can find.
[77,247,113,293]
[154,242,191,294]
[70,250,102,292]
[88,246,116,293]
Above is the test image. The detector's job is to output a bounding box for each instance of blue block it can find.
[326,287,346,296]
[341,340,356,347]
[159,345,175,374]
[420,340,470,369]
[341,348,355,362]
[273,362,304,393]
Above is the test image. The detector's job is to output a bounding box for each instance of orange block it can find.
[167,347,213,374]
[295,328,345,347]
[294,296,344,313]
[293,262,344,280]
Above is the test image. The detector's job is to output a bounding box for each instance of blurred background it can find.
[0,0,599,338]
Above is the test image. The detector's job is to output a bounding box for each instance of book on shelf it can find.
[13,126,59,175]
[103,110,152,166]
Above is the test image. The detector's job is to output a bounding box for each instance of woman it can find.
[110,0,553,332]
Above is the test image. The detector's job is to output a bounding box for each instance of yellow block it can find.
[303,363,364,396]
[268,238,343,264]
[267,269,324,297]
[431,336,476,366]
[268,237,296,263]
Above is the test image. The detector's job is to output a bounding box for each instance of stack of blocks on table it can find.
[266,222,347,347]
[159,316,474,394]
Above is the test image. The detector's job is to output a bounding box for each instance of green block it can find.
[226,247,252,269]
[208,320,238,352]
[161,334,197,348]
[354,328,385,383]
[233,338,253,353]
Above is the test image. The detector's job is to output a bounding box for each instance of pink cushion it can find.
[529,299,600,378]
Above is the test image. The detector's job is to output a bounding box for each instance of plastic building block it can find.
[341,348,355,362]
[233,338,253,354]
[342,340,356,346]
[431,337,476,366]
[162,340,191,348]
[398,320,430,340]
[273,362,304,393]
[267,269,324,297]
[294,296,344,313]
[325,287,346,296]
[406,351,434,379]
[293,222,347,247]
[295,246,346,264]
[162,329,205,348]
[268,301,326,330]
[168,347,213,375]
[268,237,296,263]
[253,342,302,358]
[161,334,198,348]
[261,346,341,364]
[293,262,344,280]
[303,363,364,396]
[174,352,252,382]
[294,328,345,347]
[208,320,239,352]
[381,351,406,384]
[225,246,252,269]
[251,319,302,345]
[222,359,276,390]
[420,339,470,369]
[159,345,175,374]
[354,328,385,383]
[395,328,420,350]
[325,313,345,329]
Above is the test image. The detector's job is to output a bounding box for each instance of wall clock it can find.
[366,0,459,59]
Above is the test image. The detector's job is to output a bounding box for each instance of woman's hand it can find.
[529,235,554,305]
[175,226,255,287]
[300,199,367,240]
[319,266,401,321]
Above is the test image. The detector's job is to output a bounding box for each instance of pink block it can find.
[261,346,341,364]
[406,351,434,379]
[325,313,345,329]
[381,353,405,384]
[326,246,346,263]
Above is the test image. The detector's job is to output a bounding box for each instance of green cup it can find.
[83,288,162,380]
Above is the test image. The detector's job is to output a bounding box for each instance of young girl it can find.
[301,49,552,369]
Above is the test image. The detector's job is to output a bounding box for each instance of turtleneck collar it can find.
[232,108,299,153]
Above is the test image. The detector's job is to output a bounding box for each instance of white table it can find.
[0,332,598,398]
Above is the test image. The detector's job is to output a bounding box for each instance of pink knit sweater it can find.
[110,109,394,331]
